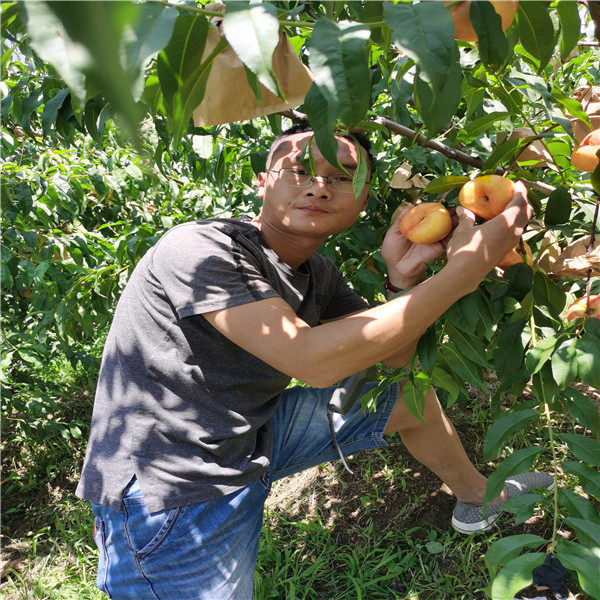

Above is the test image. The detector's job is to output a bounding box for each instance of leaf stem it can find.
[543,401,559,553]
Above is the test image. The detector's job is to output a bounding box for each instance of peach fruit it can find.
[399,203,452,245]
[566,294,600,322]
[459,175,515,220]
[571,129,600,173]
[497,240,533,270]
[446,0,518,42]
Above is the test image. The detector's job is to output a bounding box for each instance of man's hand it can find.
[445,180,533,289]
[381,206,449,289]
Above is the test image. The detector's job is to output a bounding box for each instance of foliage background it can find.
[1,1,599,598]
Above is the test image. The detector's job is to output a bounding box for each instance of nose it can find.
[305,175,331,199]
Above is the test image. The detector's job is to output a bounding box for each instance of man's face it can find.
[256,132,370,239]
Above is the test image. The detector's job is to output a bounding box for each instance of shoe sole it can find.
[451,511,500,535]
[451,479,556,535]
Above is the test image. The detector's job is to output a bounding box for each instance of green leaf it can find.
[503,263,533,301]
[544,186,572,226]
[416,325,437,376]
[560,433,600,467]
[563,387,600,438]
[431,366,461,407]
[556,540,600,599]
[563,462,600,500]
[483,139,524,171]
[524,334,559,375]
[517,1,556,72]
[492,319,527,375]
[591,154,600,196]
[424,175,470,194]
[574,321,600,388]
[222,1,281,98]
[121,2,178,101]
[402,371,431,424]
[308,18,371,130]
[385,2,461,135]
[20,1,87,106]
[157,15,227,141]
[460,112,510,143]
[483,408,539,461]
[556,0,581,60]
[485,534,546,572]
[564,517,600,548]
[501,493,545,525]
[490,553,546,600]
[351,136,369,200]
[551,340,578,389]
[442,345,490,394]
[445,323,488,368]
[41,88,70,136]
[483,446,545,505]
[414,65,462,135]
[303,85,345,172]
[557,489,600,524]
[45,1,144,137]
[532,271,566,317]
[532,363,559,405]
[552,88,590,127]
[469,1,510,72]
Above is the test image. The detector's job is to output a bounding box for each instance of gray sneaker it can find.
[451,472,555,534]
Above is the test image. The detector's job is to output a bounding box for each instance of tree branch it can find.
[279,110,556,196]
[586,1,600,42]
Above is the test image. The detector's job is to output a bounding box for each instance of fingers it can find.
[496,180,533,228]
[454,206,477,230]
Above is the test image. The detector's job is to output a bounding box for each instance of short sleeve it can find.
[147,222,280,319]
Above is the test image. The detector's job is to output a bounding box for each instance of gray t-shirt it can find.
[76,217,368,512]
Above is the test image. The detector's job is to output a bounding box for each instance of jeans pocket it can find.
[122,497,180,559]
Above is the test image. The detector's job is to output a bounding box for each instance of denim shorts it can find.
[91,378,399,599]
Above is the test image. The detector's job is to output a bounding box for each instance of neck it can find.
[252,217,325,270]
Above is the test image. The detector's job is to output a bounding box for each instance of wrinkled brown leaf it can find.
[551,236,600,279]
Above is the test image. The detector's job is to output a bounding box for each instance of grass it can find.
[1,349,593,599]
[255,512,495,600]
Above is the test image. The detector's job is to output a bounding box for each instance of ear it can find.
[257,172,267,198]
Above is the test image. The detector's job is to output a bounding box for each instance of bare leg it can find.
[384,386,507,505]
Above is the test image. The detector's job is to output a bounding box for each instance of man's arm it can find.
[203,186,532,387]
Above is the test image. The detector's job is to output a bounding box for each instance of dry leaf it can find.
[570,86,600,143]
[551,236,600,279]
[390,162,429,190]
[192,25,313,127]
[535,230,562,274]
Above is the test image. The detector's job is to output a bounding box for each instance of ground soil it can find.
[265,387,599,600]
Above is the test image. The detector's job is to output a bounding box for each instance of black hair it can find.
[266,123,374,170]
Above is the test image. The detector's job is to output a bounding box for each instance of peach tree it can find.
[1,1,599,597]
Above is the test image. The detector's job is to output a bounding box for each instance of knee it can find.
[384,386,446,434]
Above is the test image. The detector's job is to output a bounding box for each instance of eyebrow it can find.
[287,158,358,171]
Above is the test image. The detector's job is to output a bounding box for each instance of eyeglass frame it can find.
[266,168,370,192]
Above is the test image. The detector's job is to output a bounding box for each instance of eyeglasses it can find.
[268,168,369,193]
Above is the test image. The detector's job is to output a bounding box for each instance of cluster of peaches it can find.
[395,123,599,321]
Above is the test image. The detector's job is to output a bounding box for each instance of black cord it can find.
[327,409,354,475]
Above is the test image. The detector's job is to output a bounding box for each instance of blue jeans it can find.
[91,378,398,599]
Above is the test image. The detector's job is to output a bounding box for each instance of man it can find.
[77,125,553,599]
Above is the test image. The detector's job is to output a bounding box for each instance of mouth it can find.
[298,205,329,214]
